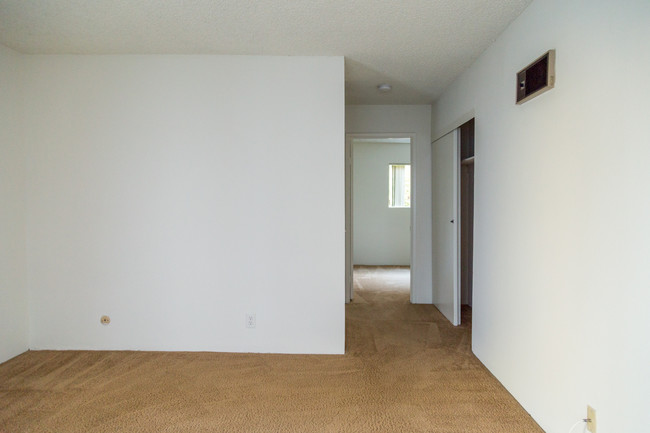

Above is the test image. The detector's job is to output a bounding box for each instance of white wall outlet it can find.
[246,313,256,329]
[587,405,596,433]
[100,315,110,325]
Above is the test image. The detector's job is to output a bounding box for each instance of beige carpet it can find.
[0,266,542,432]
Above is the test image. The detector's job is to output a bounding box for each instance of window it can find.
[389,164,411,208]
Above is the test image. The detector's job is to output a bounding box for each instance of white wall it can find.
[432,0,650,432]
[346,105,432,303]
[0,44,28,364]
[352,140,410,265]
[23,55,345,354]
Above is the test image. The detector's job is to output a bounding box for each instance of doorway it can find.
[459,119,475,323]
[345,135,414,303]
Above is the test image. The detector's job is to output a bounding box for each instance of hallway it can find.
[346,265,541,431]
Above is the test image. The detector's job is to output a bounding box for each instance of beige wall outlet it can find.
[587,405,597,433]
[100,315,111,325]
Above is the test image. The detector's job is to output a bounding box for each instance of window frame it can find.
[388,163,411,208]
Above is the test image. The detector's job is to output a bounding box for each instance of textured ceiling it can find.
[0,0,532,104]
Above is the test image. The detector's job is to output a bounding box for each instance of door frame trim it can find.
[345,133,416,303]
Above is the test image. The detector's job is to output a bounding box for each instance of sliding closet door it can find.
[431,129,460,325]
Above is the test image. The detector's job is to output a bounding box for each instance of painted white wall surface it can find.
[352,140,410,265]
[431,0,650,432]
[0,44,28,363]
[346,105,432,303]
[23,55,345,354]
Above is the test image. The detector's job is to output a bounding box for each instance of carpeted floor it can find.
[0,266,543,432]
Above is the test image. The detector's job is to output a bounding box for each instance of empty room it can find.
[1,1,649,432]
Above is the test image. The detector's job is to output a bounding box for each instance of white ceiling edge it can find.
[0,0,533,105]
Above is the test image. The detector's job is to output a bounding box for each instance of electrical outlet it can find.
[246,313,256,329]
[587,405,597,433]
[100,315,111,325]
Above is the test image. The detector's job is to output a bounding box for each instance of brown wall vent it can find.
[516,49,555,104]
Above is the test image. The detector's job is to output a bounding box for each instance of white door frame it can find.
[345,133,416,303]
